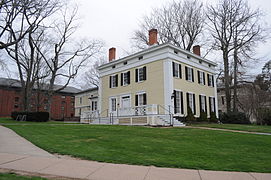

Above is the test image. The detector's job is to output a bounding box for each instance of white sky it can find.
[1,0,270,83]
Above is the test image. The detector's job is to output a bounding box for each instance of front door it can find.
[120,96,131,116]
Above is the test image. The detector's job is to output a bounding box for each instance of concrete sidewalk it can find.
[0,125,271,180]
[1,152,271,180]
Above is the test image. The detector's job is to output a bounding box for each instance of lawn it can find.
[4,124,271,173]
[0,173,46,180]
[191,123,271,134]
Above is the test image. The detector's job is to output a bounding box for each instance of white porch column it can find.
[163,58,174,114]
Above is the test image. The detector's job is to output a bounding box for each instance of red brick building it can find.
[0,78,80,120]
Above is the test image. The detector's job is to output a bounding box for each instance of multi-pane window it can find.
[110,74,118,88]
[15,97,19,102]
[199,95,206,112]
[174,90,184,114]
[135,66,146,82]
[198,71,205,85]
[135,93,147,106]
[121,71,130,86]
[91,101,97,111]
[207,74,214,87]
[187,93,196,114]
[185,67,194,82]
[209,97,216,113]
[111,98,117,111]
[172,62,182,78]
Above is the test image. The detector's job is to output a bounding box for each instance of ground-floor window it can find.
[199,95,207,112]
[135,93,147,106]
[187,92,196,114]
[91,101,97,111]
[174,90,184,114]
[110,98,117,111]
[209,97,216,113]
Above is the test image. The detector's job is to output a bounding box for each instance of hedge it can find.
[11,112,49,122]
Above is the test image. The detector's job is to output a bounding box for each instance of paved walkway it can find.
[0,125,271,180]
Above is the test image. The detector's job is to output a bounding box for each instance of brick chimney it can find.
[109,47,116,62]
[193,45,201,56]
[148,29,158,46]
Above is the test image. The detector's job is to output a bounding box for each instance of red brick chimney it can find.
[148,29,158,46]
[109,47,116,62]
[193,45,201,56]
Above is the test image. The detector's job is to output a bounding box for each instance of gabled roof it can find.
[0,77,81,94]
[98,43,217,70]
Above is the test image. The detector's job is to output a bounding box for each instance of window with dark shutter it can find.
[179,64,182,78]
[135,95,138,106]
[109,76,112,88]
[127,71,130,84]
[199,95,202,112]
[198,71,200,84]
[191,69,194,82]
[180,92,184,114]
[173,90,177,113]
[193,94,196,115]
[203,72,206,85]
[115,74,118,87]
[172,62,176,77]
[212,75,214,87]
[186,92,189,112]
[121,73,123,86]
[135,69,138,82]
[204,96,207,113]
[185,67,188,80]
[207,74,210,86]
[143,66,147,80]
[143,93,147,105]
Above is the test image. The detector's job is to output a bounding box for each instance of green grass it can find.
[4,124,271,173]
[0,173,46,180]
[0,117,78,125]
[191,123,271,134]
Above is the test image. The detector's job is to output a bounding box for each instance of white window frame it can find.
[200,95,206,112]
[136,92,147,106]
[111,75,117,88]
[109,97,117,112]
[210,96,215,112]
[120,94,131,108]
[91,101,98,111]
[122,71,129,86]
[173,62,180,78]
[199,71,205,85]
[208,74,214,87]
[188,92,195,114]
[187,67,193,82]
[175,90,183,114]
[138,67,145,82]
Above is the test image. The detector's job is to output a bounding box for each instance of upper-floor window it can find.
[187,92,196,115]
[109,74,118,88]
[207,74,214,87]
[185,67,194,82]
[121,71,130,86]
[197,71,205,85]
[135,66,146,82]
[172,62,182,78]
[61,96,65,99]
[15,97,19,102]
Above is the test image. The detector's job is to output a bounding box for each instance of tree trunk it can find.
[233,47,238,112]
[223,50,231,113]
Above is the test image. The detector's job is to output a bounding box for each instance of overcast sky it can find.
[1,0,270,84]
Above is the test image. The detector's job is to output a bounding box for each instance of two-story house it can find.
[96,29,218,126]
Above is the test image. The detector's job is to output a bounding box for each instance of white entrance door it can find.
[120,96,131,116]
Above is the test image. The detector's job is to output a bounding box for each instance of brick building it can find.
[0,78,80,120]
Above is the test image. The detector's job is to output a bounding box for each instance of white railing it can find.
[117,104,159,117]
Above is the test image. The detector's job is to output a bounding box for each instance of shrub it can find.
[209,112,218,123]
[198,111,208,122]
[257,108,271,125]
[185,107,196,122]
[220,111,250,124]
[11,111,49,122]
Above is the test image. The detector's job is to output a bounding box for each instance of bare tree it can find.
[0,0,60,50]
[206,0,267,113]
[132,0,205,51]
[37,7,103,119]
[83,58,106,88]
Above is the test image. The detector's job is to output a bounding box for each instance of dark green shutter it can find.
[172,62,176,77]
[198,71,200,84]
[179,64,182,78]
[204,96,207,112]
[143,93,147,105]
[127,71,130,84]
[212,75,214,87]
[203,72,206,85]
[192,68,194,82]
[185,67,188,80]
[135,69,138,82]
[186,93,189,112]
[193,94,196,115]
[207,74,210,86]
[143,66,147,80]
[115,74,118,87]
[109,76,112,88]
[173,90,177,113]
[135,95,138,106]
[199,95,202,112]
[180,92,184,114]
[121,73,123,86]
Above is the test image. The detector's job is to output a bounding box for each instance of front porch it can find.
[80,104,185,127]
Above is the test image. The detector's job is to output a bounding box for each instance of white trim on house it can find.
[98,78,102,113]
[99,45,216,77]
[214,75,219,118]
[163,59,173,111]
